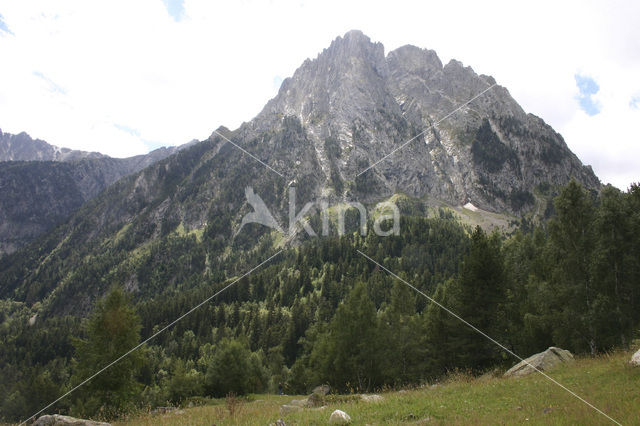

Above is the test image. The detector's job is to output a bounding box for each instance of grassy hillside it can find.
[116,349,638,425]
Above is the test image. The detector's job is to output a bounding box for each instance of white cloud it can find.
[0,0,638,187]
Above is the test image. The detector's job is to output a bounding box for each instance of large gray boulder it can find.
[630,348,640,366]
[306,384,330,407]
[33,415,111,426]
[504,347,574,377]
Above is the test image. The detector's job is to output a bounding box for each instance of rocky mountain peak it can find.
[386,44,443,78]
[249,30,598,211]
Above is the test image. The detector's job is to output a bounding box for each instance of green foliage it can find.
[310,281,384,392]
[71,286,145,418]
[471,119,519,173]
[204,338,267,397]
[2,181,640,422]
[425,227,507,373]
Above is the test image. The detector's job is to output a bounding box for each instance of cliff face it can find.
[250,30,598,210]
[0,129,193,255]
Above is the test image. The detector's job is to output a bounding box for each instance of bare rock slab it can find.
[504,347,574,377]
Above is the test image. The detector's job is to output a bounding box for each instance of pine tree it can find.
[72,286,145,418]
[548,179,596,353]
[310,281,383,391]
[425,227,507,373]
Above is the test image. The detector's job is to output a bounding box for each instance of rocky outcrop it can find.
[0,129,195,256]
[33,414,111,426]
[306,384,330,407]
[0,129,104,162]
[252,30,599,210]
[504,347,574,377]
[630,349,640,366]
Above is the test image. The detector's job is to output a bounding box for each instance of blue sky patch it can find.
[574,74,601,116]
[630,96,640,110]
[273,76,284,90]
[0,13,13,35]
[33,71,66,95]
[162,0,185,22]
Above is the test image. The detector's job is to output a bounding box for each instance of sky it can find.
[0,0,638,189]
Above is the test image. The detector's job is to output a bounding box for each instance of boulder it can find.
[329,409,351,424]
[289,398,308,407]
[504,347,574,377]
[280,404,302,415]
[312,384,330,396]
[630,348,640,366]
[360,394,384,402]
[33,415,111,426]
[306,385,330,407]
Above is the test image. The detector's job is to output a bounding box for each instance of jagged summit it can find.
[251,30,598,210]
[0,30,601,312]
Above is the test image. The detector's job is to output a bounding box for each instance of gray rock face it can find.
[0,130,195,256]
[504,347,574,377]
[248,30,599,209]
[311,384,330,396]
[0,129,104,162]
[33,414,111,426]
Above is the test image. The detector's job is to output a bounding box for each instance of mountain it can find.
[0,129,195,255]
[0,30,599,311]
[252,30,598,209]
[0,129,105,162]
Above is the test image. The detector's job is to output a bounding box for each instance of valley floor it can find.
[115,350,638,425]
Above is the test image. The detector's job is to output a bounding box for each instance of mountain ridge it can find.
[0,129,196,255]
[0,30,600,311]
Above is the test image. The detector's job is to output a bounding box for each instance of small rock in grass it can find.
[360,394,383,402]
[329,409,351,424]
[280,404,302,415]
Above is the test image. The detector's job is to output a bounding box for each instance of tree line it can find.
[1,180,639,421]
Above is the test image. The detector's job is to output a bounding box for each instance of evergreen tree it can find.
[204,338,263,397]
[310,281,382,391]
[425,227,507,373]
[72,286,145,418]
[548,179,597,353]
